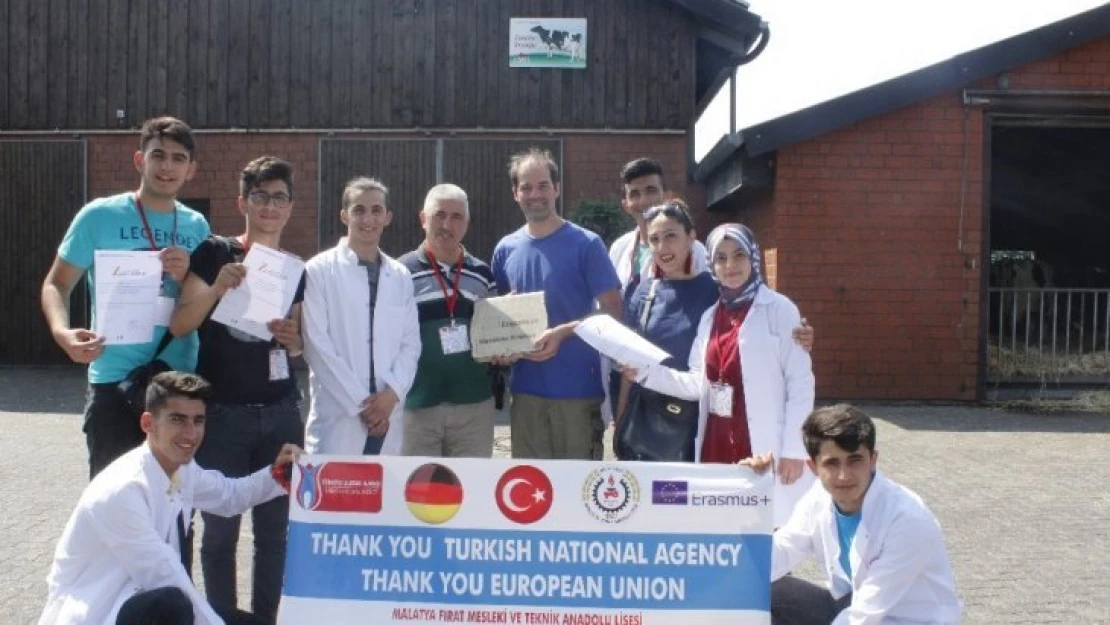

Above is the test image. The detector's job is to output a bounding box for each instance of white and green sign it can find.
[509,18,587,69]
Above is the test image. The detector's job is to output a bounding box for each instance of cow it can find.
[566,33,584,63]
[991,256,1056,346]
[531,25,582,60]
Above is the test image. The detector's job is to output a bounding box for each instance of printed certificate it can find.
[93,250,162,345]
[211,243,304,341]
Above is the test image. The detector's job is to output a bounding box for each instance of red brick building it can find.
[695,4,1110,400]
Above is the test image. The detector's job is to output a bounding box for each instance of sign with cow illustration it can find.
[510,18,587,69]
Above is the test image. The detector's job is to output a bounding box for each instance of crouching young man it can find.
[745,404,961,625]
[39,372,300,625]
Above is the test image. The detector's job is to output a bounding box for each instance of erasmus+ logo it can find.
[651,480,769,508]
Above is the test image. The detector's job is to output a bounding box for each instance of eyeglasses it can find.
[247,191,292,208]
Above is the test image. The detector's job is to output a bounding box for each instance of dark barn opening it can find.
[987,122,1110,394]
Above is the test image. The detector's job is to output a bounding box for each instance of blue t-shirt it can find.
[491,222,621,399]
[624,273,718,371]
[835,507,862,580]
[58,192,210,383]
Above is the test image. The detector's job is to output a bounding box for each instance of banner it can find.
[279,457,773,625]
[509,18,588,69]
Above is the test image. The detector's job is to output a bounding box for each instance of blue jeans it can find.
[194,395,304,622]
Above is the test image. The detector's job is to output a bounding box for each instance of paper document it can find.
[94,250,163,345]
[574,314,670,369]
[211,243,305,341]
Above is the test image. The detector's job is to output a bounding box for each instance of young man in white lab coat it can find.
[39,371,301,625]
[745,404,962,625]
[302,177,421,456]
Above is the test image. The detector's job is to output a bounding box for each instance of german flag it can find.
[404,463,463,525]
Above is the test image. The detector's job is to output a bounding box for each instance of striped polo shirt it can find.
[398,246,498,409]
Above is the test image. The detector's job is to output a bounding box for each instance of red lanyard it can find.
[425,246,464,320]
[134,192,177,251]
[711,302,746,383]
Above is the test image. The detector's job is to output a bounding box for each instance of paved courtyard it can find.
[1,367,1108,624]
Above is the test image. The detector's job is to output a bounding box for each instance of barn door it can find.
[441,138,562,262]
[0,140,87,365]
[318,139,438,257]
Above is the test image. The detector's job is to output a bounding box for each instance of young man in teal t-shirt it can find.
[41,116,210,478]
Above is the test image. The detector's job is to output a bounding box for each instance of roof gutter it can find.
[690,21,771,182]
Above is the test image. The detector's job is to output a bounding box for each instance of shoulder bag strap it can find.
[638,279,659,332]
[152,330,175,361]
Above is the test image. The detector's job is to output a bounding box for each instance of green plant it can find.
[569,197,634,247]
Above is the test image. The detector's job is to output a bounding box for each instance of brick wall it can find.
[561,134,703,212]
[87,133,320,260]
[728,35,1110,400]
[774,95,985,400]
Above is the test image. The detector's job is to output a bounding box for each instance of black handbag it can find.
[614,279,700,462]
[117,332,175,419]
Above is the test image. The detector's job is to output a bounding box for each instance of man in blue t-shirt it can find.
[41,116,210,478]
[491,148,622,460]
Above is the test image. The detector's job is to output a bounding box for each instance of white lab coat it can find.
[772,471,963,625]
[302,240,421,456]
[39,444,285,625]
[608,228,710,290]
[639,286,815,527]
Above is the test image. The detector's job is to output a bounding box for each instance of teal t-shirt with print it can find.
[58,192,210,383]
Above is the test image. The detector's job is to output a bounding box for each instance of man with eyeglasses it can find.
[169,156,305,622]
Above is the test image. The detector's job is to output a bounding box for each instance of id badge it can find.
[154,296,176,327]
[269,348,290,381]
[709,382,734,416]
[439,323,471,355]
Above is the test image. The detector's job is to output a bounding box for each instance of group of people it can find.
[36,116,961,624]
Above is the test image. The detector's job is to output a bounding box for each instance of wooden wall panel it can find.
[226,0,250,126]
[350,0,374,127]
[0,0,8,127]
[148,0,168,117]
[166,1,189,118]
[47,0,69,127]
[126,0,149,128]
[104,0,128,127]
[317,139,439,257]
[329,0,353,128]
[309,0,333,125]
[8,0,29,128]
[269,0,292,127]
[288,0,312,127]
[187,0,209,126]
[247,0,270,129]
[207,0,229,127]
[2,0,700,130]
[67,0,90,127]
[26,0,48,128]
[0,141,87,365]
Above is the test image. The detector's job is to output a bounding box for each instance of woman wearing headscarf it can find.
[628,222,815,526]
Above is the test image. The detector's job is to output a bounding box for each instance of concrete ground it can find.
[2,367,1108,624]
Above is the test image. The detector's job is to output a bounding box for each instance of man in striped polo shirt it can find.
[398,184,499,458]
